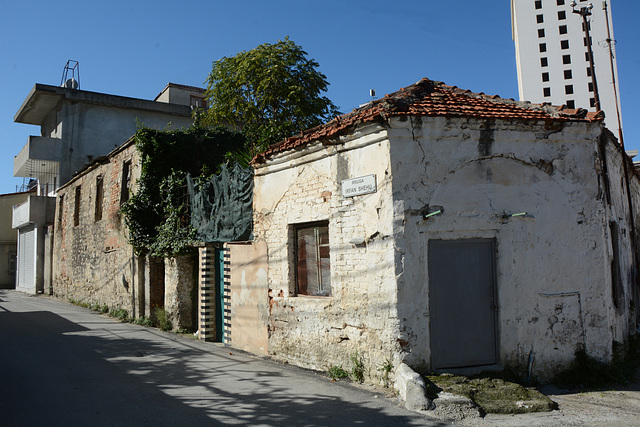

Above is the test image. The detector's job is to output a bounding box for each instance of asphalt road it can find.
[0,290,445,426]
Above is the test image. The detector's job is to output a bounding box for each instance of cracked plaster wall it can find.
[252,115,636,383]
[253,127,401,382]
[389,115,635,380]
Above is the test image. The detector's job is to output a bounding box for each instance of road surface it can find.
[0,290,445,426]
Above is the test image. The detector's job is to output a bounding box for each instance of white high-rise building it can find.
[511,0,623,139]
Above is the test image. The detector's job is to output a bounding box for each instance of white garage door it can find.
[17,225,35,290]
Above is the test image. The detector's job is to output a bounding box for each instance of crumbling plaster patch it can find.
[253,131,401,381]
[388,116,620,379]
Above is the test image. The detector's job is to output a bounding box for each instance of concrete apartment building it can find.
[12,81,204,293]
[511,0,623,139]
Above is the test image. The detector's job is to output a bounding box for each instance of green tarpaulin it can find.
[187,163,253,243]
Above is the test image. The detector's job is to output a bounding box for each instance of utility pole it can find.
[602,0,624,147]
[570,1,600,111]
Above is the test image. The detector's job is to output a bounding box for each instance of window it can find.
[190,95,206,109]
[74,186,81,227]
[294,222,331,296]
[587,67,592,77]
[560,40,569,49]
[539,43,547,53]
[542,72,550,82]
[557,0,565,5]
[58,195,64,227]
[584,36,592,46]
[540,57,549,67]
[566,100,575,108]
[95,175,103,222]
[562,54,571,64]
[120,159,131,205]
[565,84,574,95]
[559,25,568,34]
[590,98,596,107]
[535,0,542,9]
[557,10,566,20]
[536,14,544,23]
[564,69,573,79]
[538,28,546,38]
[582,21,591,31]
[543,87,551,97]
[585,52,591,62]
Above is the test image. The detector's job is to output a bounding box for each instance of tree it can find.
[203,37,341,154]
[121,122,246,257]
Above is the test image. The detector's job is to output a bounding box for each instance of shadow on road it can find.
[0,291,443,426]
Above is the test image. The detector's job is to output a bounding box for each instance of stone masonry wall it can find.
[253,127,402,384]
[164,254,196,330]
[53,142,142,315]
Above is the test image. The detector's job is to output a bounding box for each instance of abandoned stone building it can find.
[43,76,640,395]
[247,77,639,383]
[12,81,205,294]
[52,137,196,328]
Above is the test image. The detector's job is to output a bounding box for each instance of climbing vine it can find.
[121,121,246,257]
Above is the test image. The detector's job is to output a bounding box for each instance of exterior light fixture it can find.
[423,206,444,219]
[501,212,530,220]
[424,209,443,219]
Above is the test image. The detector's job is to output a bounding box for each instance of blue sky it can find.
[1,0,638,195]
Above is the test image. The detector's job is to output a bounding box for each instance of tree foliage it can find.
[203,37,341,153]
[121,122,246,257]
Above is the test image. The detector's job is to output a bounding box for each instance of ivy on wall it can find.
[121,121,246,257]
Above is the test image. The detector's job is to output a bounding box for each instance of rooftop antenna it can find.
[60,60,80,89]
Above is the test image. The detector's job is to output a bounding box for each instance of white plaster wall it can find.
[388,115,626,380]
[253,126,402,381]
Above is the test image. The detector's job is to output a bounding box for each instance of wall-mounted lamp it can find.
[424,206,444,219]
[501,211,533,220]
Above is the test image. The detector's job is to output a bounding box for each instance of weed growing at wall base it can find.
[154,308,173,331]
[350,350,365,383]
[328,365,349,381]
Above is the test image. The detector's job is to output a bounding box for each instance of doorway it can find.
[428,239,498,369]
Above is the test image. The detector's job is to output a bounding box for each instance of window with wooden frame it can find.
[95,175,104,222]
[74,186,81,227]
[120,159,131,205]
[294,222,331,296]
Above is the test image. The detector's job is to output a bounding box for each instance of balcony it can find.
[14,136,62,178]
[12,195,56,229]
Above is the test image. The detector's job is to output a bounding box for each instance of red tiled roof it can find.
[253,77,604,164]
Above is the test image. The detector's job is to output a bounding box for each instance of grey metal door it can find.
[428,239,498,369]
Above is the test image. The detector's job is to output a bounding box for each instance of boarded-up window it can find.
[95,175,103,222]
[120,160,131,205]
[295,222,331,296]
[74,186,81,227]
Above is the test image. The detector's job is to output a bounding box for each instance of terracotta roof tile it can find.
[253,77,604,163]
